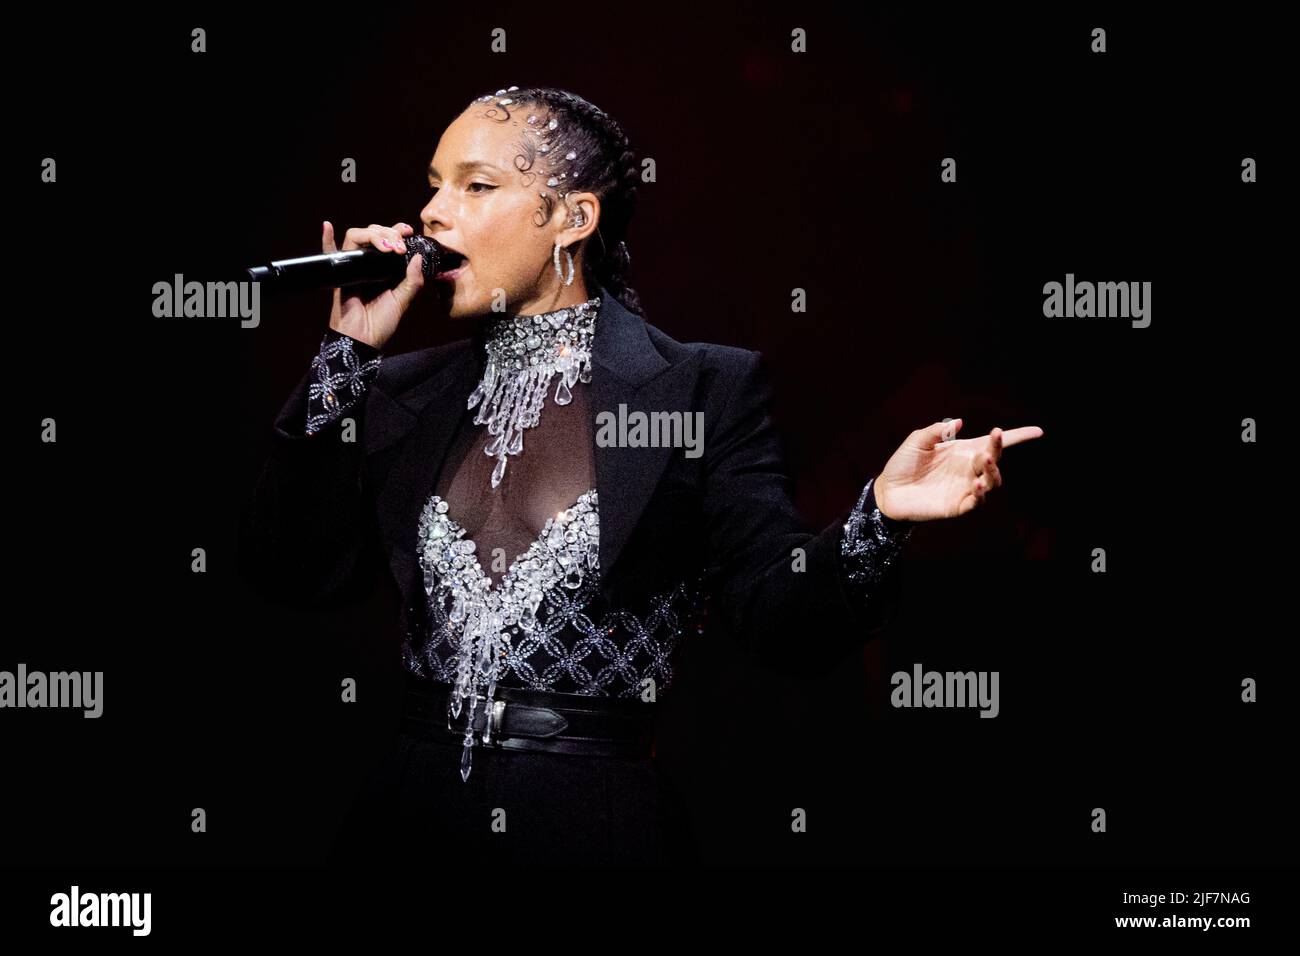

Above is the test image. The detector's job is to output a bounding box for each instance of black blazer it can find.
[238,286,904,682]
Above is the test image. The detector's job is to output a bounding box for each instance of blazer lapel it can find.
[588,294,702,589]
[373,340,480,590]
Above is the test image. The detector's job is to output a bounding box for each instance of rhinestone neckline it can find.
[416,487,600,781]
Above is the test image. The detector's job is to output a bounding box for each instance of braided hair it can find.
[466,87,644,316]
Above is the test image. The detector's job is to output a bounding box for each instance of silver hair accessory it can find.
[552,241,575,286]
[478,86,590,285]
[476,86,582,208]
[467,296,600,488]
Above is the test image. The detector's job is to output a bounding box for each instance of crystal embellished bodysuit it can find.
[303,296,914,781]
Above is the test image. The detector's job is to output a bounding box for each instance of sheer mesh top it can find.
[430,361,596,582]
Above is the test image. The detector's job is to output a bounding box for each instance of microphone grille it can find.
[404,235,445,281]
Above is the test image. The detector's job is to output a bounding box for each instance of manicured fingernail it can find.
[380,239,391,248]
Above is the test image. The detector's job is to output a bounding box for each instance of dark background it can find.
[8,1,1290,900]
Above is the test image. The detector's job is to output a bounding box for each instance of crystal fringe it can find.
[467,297,599,489]
[416,489,601,782]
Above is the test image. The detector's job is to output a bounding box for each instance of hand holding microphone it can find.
[322,221,427,350]
[245,221,449,350]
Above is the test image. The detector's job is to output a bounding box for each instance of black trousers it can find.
[328,712,701,866]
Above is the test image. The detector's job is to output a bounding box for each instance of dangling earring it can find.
[552,240,574,286]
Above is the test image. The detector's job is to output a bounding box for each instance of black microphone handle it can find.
[246,235,444,295]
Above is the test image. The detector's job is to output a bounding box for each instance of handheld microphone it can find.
[245,235,447,296]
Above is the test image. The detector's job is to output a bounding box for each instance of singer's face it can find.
[420,106,568,318]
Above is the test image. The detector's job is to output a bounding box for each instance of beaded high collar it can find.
[466,296,600,488]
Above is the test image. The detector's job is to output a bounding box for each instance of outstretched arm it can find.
[702,350,914,677]
[702,350,1044,676]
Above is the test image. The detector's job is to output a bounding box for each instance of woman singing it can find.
[240,86,1043,865]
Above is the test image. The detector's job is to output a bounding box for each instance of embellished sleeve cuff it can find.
[839,476,914,595]
[305,330,383,435]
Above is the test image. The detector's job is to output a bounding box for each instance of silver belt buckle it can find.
[485,698,507,745]
[447,692,507,745]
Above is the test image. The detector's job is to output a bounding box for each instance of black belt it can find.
[400,676,657,758]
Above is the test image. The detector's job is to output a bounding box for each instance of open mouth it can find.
[434,246,467,280]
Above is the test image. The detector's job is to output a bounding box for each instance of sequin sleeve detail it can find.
[840,477,914,597]
[305,330,383,435]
